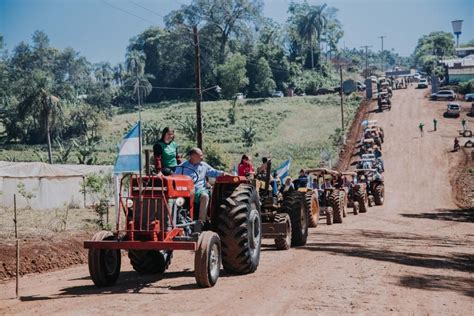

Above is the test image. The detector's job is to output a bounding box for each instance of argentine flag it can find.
[113,122,141,174]
[274,158,291,182]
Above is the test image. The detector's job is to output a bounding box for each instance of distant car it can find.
[413,74,421,80]
[417,78,428,89]
[431,90,457,101]
[357,81,366,91]
[270,91,284,98]
[464,93,474,101]
[234,93,244,100]
[445,102,461,117]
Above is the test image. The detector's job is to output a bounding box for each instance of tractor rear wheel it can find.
[215,184,261,274]
[88,231,121,287]
[329,191,343,224]
[305,191,320,228]
[194,231,221,288]
[282,191,308,246]
[128,250,172,274]
[325,207,333,225]
[373,183,385,205]
[274,213,291,250]
[354,187,368,213]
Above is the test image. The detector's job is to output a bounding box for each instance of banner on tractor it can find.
[274,158,291,182]
[113,121,141,174]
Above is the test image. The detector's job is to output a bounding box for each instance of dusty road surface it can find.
[0,87,472,315]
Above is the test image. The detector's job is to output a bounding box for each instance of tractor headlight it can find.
[176,197,185,207]
[126,199,134,208]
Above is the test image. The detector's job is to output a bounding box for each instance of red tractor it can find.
[84,170,262,288]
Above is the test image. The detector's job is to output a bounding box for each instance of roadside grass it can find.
[0,206,100,240]
[0,94,362,176]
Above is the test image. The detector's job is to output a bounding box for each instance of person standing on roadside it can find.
[461,119,467,131]
[419,122,424,137]
[433,118,438,131]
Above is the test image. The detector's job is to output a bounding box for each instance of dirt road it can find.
[0,87,472,315]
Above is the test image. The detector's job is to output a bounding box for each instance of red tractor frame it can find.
[84,171,262,288]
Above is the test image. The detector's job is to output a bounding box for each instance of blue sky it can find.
[1,0,473,64]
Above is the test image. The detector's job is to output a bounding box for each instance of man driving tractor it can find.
[176,148,230,225]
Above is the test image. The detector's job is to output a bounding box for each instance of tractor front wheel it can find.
[274,213,292,250]
[128,250,172,274]
[282,191,308,246]
[329,191,343,224]
[325,207,334,225]
[373,183,385,205]
[88,231,121,287]
[195,231,221,288]
[354,187,368,213]
[353,201,360,215]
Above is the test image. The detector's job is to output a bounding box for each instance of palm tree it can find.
[18,70,63,163]
[94,62,113,86]
[113,63,125,86]
[292,3,328,69]
[125,50,146,77]
[125,50,154,105]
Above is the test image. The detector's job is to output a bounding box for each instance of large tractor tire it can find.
[128,250,172,274]
[194,231,221,288]
[88,231,121,287]
[354,187,368,213]
[305,191,320,228]
[329,190,343,224]
[215,184,261,274]
[373,183,385,205]
[282,191,308,246]
[274,213,292,250]
[325,207,333,225]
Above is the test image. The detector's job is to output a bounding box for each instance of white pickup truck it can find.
[445,103,461,117]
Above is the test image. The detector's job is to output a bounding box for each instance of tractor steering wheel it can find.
[176,165,200,185]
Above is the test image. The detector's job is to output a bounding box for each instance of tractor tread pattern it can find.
[215,184,260,275]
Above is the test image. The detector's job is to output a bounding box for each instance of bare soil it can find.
[0,87,473,315]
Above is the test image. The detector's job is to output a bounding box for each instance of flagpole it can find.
[136,84,143,208]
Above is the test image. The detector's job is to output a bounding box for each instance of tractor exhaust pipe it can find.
[264,158,272,197]
[145,149,150,175]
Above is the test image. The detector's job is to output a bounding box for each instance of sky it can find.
[1,0,473,64]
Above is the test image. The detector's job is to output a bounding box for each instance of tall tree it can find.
[288,1,328,69]
[166,0,263,64]
[217,52,249,98]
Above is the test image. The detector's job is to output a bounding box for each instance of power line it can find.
[101,0,155,24]
[129,0,166,19]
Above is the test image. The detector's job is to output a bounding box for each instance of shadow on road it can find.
[397,273,474,297]
[18,270,196,302]
[401,208,474,223]
[299,229,473,276]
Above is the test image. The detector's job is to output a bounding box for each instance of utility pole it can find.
[193,26,203,150]
[361,45,372,78]
[339,64,345,144]
[379,35,386,73]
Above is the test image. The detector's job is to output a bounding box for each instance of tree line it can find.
[0,0,421,152]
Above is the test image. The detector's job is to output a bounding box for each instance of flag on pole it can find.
[274,158,291,182]
[113,122,141,174]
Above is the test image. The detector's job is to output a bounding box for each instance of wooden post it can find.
[14,194,19,298]
[193,25,203,150]
[339,65,345,144]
